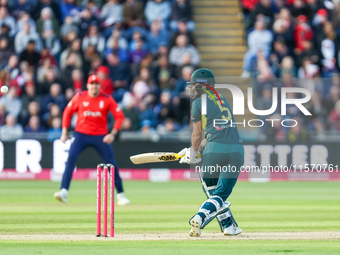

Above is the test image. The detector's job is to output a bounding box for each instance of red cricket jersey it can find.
[62,91,124,135]
[100,78,115,95]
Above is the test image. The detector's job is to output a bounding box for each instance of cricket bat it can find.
[130,152,184,164]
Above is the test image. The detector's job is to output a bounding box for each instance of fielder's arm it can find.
[104,96,125,144]
[60,127,68,143]
[61,93,79,143]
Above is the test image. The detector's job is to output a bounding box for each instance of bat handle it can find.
[175,153,184,159]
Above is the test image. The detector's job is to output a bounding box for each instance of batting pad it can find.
[193,196,231,229]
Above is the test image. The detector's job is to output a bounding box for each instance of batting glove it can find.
[178,147,201,164]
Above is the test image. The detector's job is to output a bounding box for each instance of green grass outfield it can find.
[0,180,339,254]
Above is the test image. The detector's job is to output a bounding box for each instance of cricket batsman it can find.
[178,68,244,236]
[54,74,130,205]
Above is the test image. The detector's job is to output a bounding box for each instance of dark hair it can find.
[1,23,9,29]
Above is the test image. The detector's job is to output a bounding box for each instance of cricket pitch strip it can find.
[1,232,339,241]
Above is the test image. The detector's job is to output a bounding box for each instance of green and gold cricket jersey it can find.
[191,92,244,155]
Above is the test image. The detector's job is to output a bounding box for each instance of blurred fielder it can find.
[54,74,130,205]
[178,68,244,236]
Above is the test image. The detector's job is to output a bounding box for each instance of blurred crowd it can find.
[241,0,340,79]
[241,0,340,141]
[0,0,199,141]
[252,77,340,142]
